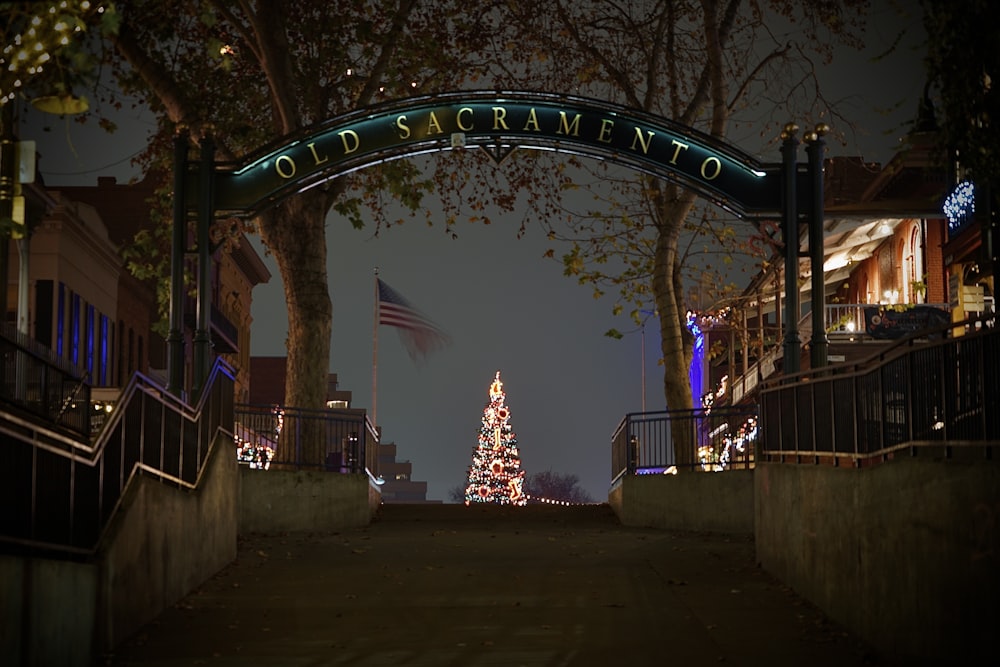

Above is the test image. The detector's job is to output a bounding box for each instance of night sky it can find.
[21,2,927,502]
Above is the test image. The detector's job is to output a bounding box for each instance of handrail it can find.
[726,303,956,405]
[759,314,998,464]
[765,313,995,388]
[823,302,951,337]
[0,322,84,378]
[0,326,92,437]
[0,358,235,557]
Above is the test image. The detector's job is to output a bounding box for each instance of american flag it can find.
[377,278,451,362]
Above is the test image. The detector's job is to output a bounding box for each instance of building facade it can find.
[4,173,270,404]
[702,106,989,408]
[377,441,435,503]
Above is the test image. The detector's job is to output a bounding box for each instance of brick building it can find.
[704,101,969,407]
[248,356,352,408]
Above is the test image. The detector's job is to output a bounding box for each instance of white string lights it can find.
[943,180,975,233]
[1,1,110,106]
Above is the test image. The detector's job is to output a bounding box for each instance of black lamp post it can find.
[780,123,800,375]
[805,124,829,370]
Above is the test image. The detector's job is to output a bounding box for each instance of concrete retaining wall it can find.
[608,470,754,535]
[0,556,98,667]
[755,459,1000,665]
[240,468,381,533]
[98,433,239,653]
[0,434,239,666]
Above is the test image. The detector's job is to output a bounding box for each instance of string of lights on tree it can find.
[464,370,527,506]
[0,1,116,108]
[943,179,975,234]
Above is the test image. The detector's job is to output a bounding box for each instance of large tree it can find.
[103,1,492,461]
[922,0,997,278]
[485,0,870,466]
[921,0,998,184]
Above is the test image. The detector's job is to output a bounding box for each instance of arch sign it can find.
[183,91,812,220]
[172,90,824,397]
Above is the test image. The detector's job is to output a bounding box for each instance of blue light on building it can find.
[687,312,704,407]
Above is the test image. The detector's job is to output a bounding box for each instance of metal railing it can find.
[611,405,758,483]
[824,302,952,339]
[0,358,234,556]
[760,315,998,465]
[234,404,379,478]
[0,322,90,438]
[729,344,780,405]
[726,303,958,406]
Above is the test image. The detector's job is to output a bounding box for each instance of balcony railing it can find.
[730,345,780,405]
[726,303,961,406]
[824,302,952,339]
[0,323,90,438]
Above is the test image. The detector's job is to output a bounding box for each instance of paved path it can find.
[108,503,893,666]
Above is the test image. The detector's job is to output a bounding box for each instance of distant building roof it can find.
[248,356,351,407]
[55,174,272,287]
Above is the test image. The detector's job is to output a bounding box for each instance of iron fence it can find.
[760,316,999,464]
[611,405,758,483]
[234,404,379,478]
[824,302,952,338]
[0,359,234,556]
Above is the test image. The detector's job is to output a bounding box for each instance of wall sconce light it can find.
[31,93,88,115]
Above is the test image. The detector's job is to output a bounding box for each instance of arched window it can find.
[909,224,924,303]
[896,239,906,303]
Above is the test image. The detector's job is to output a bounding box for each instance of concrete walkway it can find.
[107,503,894,666]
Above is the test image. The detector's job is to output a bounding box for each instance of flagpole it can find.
[372,267,379,428]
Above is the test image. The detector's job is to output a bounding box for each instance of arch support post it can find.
[167,127,189,398]
[780,123,801,375]
[193,130,216,400]
[805,124,829,370]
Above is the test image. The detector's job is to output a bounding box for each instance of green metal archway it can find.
[171,91,826,396]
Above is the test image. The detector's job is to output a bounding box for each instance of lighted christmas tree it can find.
[464,370,527,506]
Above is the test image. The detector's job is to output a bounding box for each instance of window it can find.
[70,293,80,366]
[909,225,924,303]
[117,320,125,385]
[86,304,95,376]
[56,283,65,357]
[99,315,110,385]
[127,327,134,377]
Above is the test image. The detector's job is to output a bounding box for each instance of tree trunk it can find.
[255,189,332,466]
[652,185,698,468]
